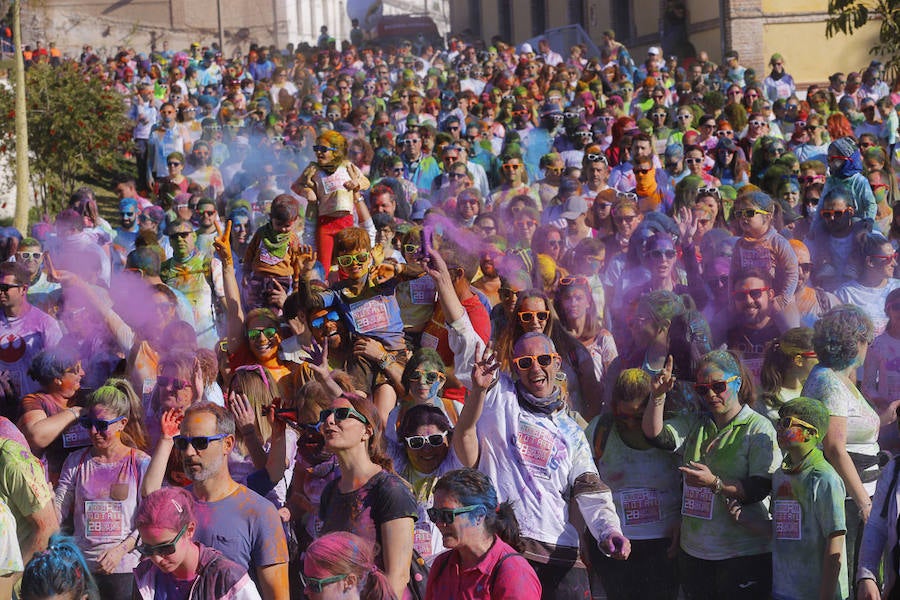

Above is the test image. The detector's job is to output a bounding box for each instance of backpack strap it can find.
[488,552,521,594]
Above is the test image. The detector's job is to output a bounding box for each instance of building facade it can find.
[22,0,449,59]
[449,0,885,85]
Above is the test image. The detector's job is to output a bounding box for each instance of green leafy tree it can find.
[826,0,899,74]
[0,62,133,219]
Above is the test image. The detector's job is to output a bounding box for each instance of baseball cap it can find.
[648,46,661,56]
[560,194,588,220]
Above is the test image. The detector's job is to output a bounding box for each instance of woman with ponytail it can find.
[53,379,151,597]
[752,327,818,424]
[19,533,100,600]
[316,392,417,600]
[425,468,541,599]
[302,532,395,600]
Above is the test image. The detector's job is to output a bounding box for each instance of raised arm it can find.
[453,343,498,468]
[212,221,246,350]
[141,408,182,496]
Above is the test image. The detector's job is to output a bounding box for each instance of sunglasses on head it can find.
[694,374,740,395]
[518,310,550,323]
[247,326,278,340]
[319,406,369,425]
[136,524,188,557]
[732,287,770,300]
[405,430,449,449]
[336,251,370,267]
[512,353,558,370]
[427,504,481,525]
[408,370,444,384]
[173,433,228,451]
[299,572,350,593]
[79,415,125,432]
[157,376,190,391]
[777,415,818,434]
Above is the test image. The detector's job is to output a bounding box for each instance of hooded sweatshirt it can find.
[821,137,876,222]
[133,544,261,600]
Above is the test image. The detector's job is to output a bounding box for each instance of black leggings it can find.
[591,538,679,600]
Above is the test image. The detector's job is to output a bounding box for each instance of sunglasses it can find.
[502,163,522,170]
[319,406,369,425]
[167,161,182,167]
[798,176,821,184]
[337,252,370,267]
[157,375,191,391]
[827,155,848,162]
[697,186,719,198]
[733,208,771,219]
[137,525,188,557]
[247,326,278,340]
[299,572,349,593]
[408,370,444,384]
[647,249,676,260]
[715,130,733,137]
[121,212,135,218]
[313,145,337,153]
[799,262,813,272]
[749,120,765,127]
[777,415,818,434]
[585,153,607,163]
[79,415,125,432]
[706,274,730,288]
[310,310,339,329]
[518,310,550,323]
[499,288,519,299]
[16,252,41,260]
[819,209,851,220]
[512,353,558,370]
[616,191,638,201]
[173,433,229,451]
[401,139,421,145]
[426,504,481,525]
[732,287,771,300]
[694,374,740,395]
[869,252,898,262]
[676,114,692,120]
[405,430,449,449]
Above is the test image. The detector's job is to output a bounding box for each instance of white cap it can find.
[648,46,661,56]
[519,43,534,54]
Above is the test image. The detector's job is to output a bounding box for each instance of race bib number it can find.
[682,485,714,520]
[420,331,440,350]
[350,297,390,334]
[84,501,126,540]
[620,489,661,526]
[516,418,555,479]
[773,499,802,540]
[413,523,433,557]
[321,168,351,195]
[409,276,437,305]
[62,423,92,449]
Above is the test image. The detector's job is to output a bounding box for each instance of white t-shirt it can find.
[0,305,62,396]
[836,279,900,337]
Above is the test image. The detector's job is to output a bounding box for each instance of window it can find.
[499,0,512,42]
[532,0,546,36]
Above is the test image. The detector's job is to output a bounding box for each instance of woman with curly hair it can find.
[801,305,878,583]
[290,130,370,274]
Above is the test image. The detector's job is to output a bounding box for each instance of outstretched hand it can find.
[471,342,499,391]
[160,408,184,440]
[302,337,330,375]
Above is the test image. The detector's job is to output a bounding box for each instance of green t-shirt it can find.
[679,404,780,560]
[772,449,849,600]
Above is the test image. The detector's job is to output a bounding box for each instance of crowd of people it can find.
[2,22,900,600]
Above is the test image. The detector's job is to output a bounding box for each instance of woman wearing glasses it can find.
[801,306,879,583]
[316,392,418,600]
[54,380,150,597]
[644,349,779,599]
[133,487,262,599]
[300,532,393,600]
[425,468,541,600]
[18,347,88,484]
